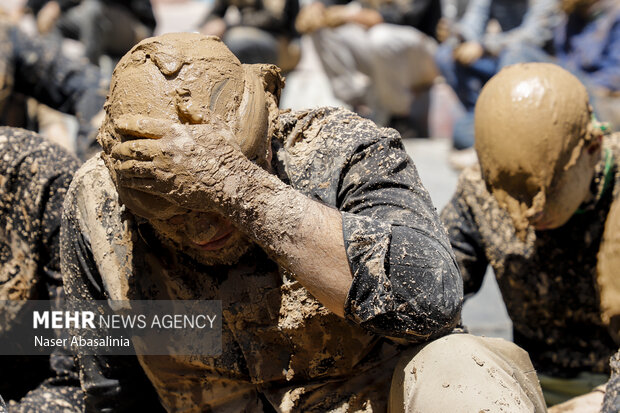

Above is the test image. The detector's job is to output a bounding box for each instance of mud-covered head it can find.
[475,63,603,235]
[99,33,284,266]
[99,32,284,221]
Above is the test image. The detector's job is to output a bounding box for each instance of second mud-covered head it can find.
[474,63,603,236]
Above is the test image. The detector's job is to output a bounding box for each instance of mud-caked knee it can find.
[389,333,547,413]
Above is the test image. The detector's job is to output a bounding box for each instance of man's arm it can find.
[0,128,80,398]
[0,127,79,289]
[110,110,463,341]
[336,130,462,340]
[440,171,489,298]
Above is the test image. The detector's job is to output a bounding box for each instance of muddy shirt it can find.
[61,107,462,412]
[441,133,620,378]
[0,127,79,401]
[0,19,107,159]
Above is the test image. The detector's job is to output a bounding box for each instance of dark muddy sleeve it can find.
[60,198,165,413]
[9,23,106,159]
[602,349,620,413]
[339,132,462,342]
[440,175,488,298]
[0,127,79,400]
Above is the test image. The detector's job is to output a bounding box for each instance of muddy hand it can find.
[111,114,246,212]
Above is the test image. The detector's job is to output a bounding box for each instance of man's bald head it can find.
[475,63,602,234]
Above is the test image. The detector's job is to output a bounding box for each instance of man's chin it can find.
[185,241,252,266]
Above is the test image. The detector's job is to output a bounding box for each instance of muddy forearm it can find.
[213,155,353,317]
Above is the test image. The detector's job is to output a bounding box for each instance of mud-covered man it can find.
[61,33,548,412]
[441,62,620,412]
[0,128,81,411]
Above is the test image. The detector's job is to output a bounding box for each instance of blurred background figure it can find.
[23,0,156,68]
[556,0,620,131]
[555,0,620,131]
[199,0,301,72]
[0,14,106,160]
[436,0,470,42]
[500,0,620,134]
[435,0,561,167]
[295,0,441,138]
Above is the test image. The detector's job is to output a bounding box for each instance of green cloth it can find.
[539,372,608,406]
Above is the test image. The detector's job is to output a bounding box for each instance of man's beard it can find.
[153,228,254,267]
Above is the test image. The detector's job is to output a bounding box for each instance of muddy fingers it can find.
[111,140,160,162]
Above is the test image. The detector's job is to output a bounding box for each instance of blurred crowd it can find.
[0,0,617,167]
